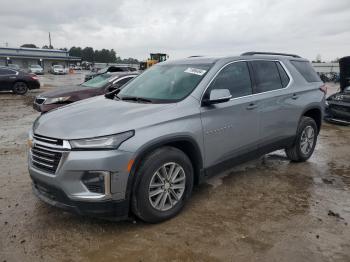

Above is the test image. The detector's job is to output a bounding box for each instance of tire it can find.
[285,116,318,162]
[13,82,28,95]
[131,147,194,223]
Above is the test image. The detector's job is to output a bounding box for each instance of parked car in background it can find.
[33,72,138,113]
[7,64,20,70]
[325,86,350,125]
[29,64,44,75]
[0,67,40,94]
[28,52,325,223]
[69,64,82,70]
[50,65,66,75]
[85,65,137,81]
[325,56,350,125]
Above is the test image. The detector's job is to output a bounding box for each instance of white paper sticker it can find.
[184,67,207,76]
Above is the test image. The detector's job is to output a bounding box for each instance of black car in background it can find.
[33,72,138,113]
[0,67,40,95]
[85,65,137,81]
[325,56,350,125]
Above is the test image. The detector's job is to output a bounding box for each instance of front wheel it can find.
[285,116,318,162]
[132,147,193,223]
[13,82,28,95]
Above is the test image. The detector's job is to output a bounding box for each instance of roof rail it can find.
[241,52,301,58]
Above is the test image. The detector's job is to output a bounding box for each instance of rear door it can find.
[249,60,295,151]
[200,61,260,168]
[0,68,17,91]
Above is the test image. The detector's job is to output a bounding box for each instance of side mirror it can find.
[106,84,119,92]
[104,87,120,99]
[203,89,232,105]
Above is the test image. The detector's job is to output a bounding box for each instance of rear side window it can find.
[290,60,321,82]
[276,62,290,87]
[251,61,282,93]
[207,61,252,98]
[0,68,16,75]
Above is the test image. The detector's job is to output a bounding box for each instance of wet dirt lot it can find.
[0,77,349,262]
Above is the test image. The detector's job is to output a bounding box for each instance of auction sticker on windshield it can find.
[184,68,207,76]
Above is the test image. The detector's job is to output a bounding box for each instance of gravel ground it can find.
[0,77,349,262]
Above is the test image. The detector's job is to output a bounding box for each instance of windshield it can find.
[97,67,109,74]
[118,64,211,102]
[81,73,113,88]
[31,65,41,68]
[54,65,63,68]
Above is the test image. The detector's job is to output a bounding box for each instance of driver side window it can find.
[207,62,253,99]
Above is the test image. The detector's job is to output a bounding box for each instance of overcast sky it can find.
[0,0,349,61]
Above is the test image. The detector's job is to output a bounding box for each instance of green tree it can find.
[82,47,94,62]
[21,44,37,48]
[69,46,82,58]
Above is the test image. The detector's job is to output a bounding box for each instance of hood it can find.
[33,96,177,139]
[39,85,96,98]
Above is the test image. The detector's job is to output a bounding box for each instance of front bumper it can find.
[28,138,134,219]
[325,102,350,125]
[33,101,63,113]
[31,177,129,219]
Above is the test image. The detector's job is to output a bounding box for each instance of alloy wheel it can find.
[300,125,315,155]
[148,162,186,211]
[13,82,28,94]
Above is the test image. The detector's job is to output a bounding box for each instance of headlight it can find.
[28,128,34,148]
[334,94,344,101]
[69,131,134,150]
[44,96,70,105]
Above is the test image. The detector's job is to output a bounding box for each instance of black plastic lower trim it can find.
[31,176,130,220]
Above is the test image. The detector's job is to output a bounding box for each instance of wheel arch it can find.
[126,136,204,204]
[300,105,323,134]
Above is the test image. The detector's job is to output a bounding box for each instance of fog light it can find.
[82,171,110,194]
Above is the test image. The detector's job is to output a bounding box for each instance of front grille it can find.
[31,144,63,174]
[330,104,350,113]
[33,134,63,146]
[35,98,46,105]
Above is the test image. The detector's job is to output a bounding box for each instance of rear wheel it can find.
[13,82,28,95]
[132,147,193,223]
[285,116,318,162]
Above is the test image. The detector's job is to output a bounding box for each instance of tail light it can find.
[31,75,39,80]
[319,84,327,96]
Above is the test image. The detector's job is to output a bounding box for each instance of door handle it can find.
[246,103,258,110]
[292,94,299,100]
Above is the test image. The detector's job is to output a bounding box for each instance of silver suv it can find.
[28,52,326,223]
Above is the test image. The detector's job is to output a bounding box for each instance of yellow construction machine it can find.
[139,53,168,70]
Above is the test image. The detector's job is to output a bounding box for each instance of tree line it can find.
[20,44,139,64]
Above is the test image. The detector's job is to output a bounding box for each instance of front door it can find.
[200,61,259,169]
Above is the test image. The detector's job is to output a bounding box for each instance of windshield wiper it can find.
[120,96,153,103]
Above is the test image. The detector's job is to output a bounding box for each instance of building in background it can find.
[0,47,81,72]
[312,62,340,74]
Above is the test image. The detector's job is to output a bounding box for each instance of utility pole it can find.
[49,32,52,49]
